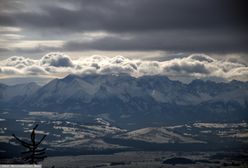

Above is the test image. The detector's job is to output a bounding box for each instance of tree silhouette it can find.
[12,124,47,164]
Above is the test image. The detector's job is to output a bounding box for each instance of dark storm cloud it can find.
[0,0,247,54]
[0,48,10,52]
[1,0,247,32]
[0,14,15,26]
[63,30,248,53]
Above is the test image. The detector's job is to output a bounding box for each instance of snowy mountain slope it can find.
[0,82,40,104]
[27,75,99,105]
[1,74,247,125]
[25,74,248,107]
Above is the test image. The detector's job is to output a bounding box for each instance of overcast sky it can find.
[0,0,247,83]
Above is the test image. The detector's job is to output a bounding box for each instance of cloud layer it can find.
[0,52,247,82]
[0,0,247,56]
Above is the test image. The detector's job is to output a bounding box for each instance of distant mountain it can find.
[0,82,40,106]
[1,74,247,127]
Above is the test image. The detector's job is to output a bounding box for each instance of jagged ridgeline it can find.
[1,74,248,126]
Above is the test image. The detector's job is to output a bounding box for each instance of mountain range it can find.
[1,74,247,128]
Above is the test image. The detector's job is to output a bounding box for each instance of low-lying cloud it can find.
[0,52,247,82]
[40,53,74,67]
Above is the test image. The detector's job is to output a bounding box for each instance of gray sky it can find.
[0,0,247,57]
[0,0,247,83]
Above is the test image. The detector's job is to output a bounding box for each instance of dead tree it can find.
[12,124,47,164]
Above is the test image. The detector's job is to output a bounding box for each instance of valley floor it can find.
[42,151,248,168]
